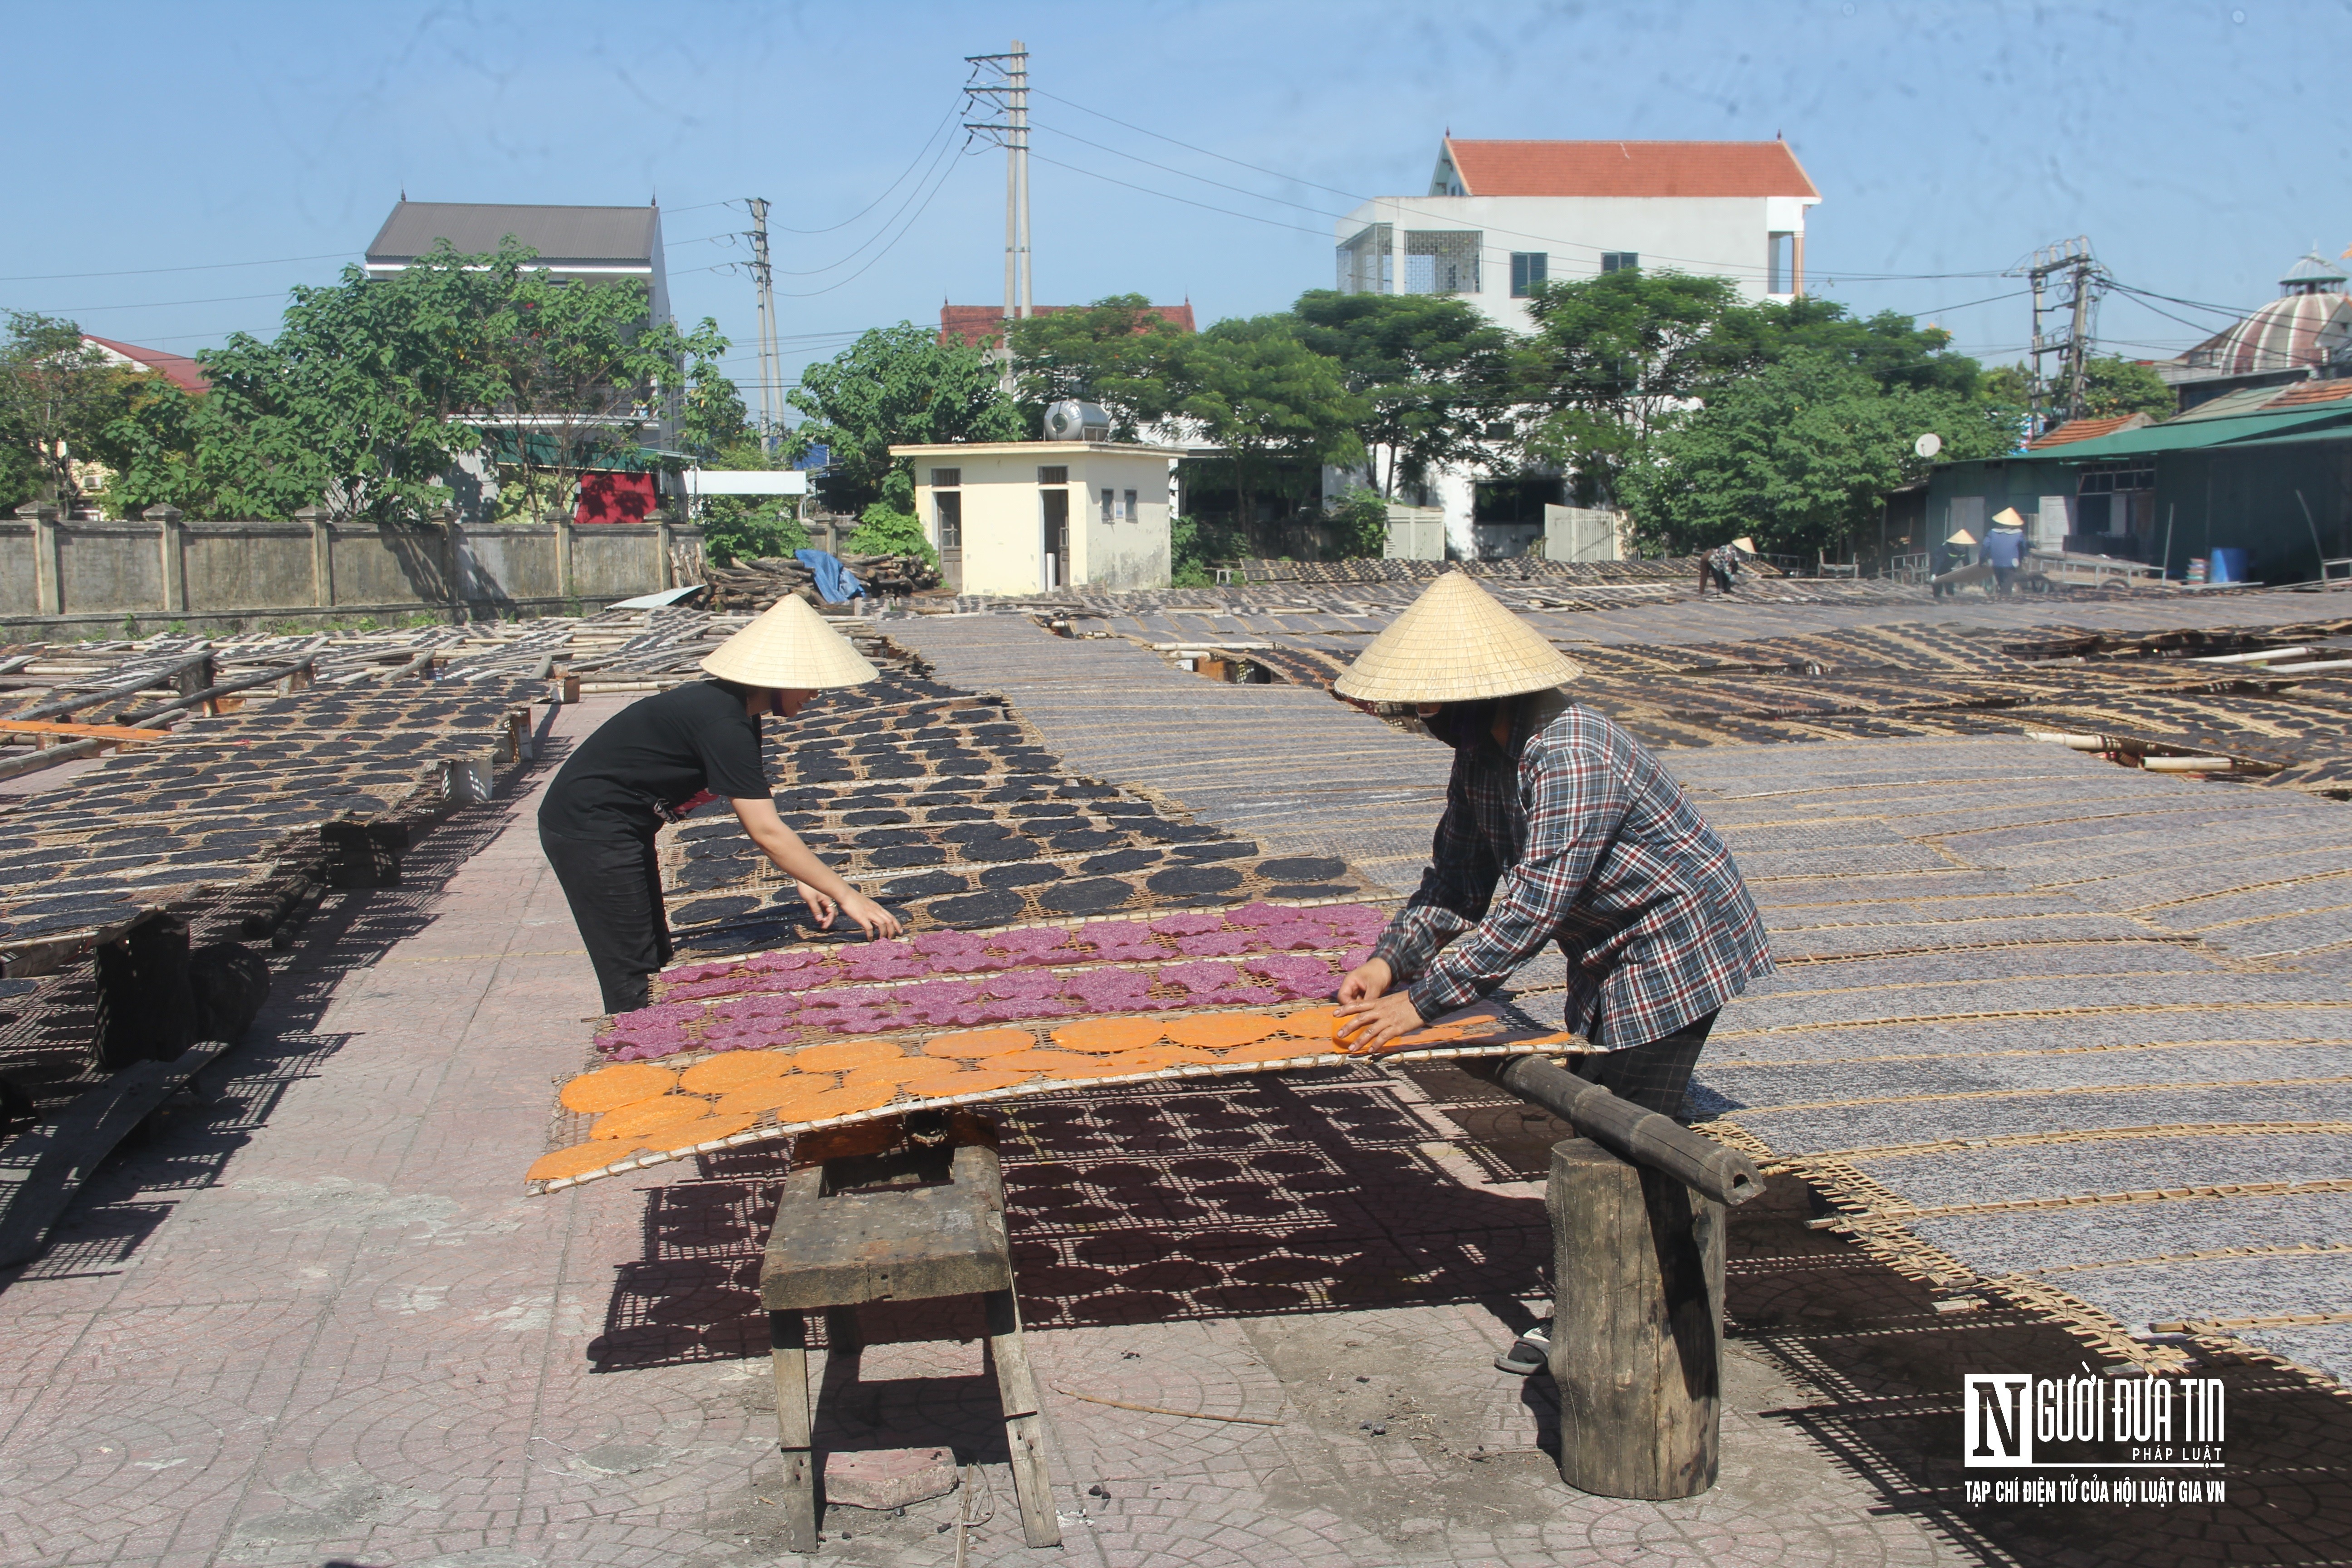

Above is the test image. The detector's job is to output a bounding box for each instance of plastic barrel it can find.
[2209,548,2251,583]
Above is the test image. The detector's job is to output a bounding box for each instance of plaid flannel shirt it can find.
[1372,696,1772,1049]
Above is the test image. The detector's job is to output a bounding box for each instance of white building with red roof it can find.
[1333,136,1823,332]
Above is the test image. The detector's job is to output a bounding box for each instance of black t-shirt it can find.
[539,681,769,841]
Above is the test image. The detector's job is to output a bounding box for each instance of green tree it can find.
[1621,353,2020,558]
[0,313,137,511]
[1168,316,1365,547]
[1517,269,1748,506]
[787,323,1022,518]
[1289,290,1514,499]
[123,242,734,525]
[1721,296,1990,397]
[848,502,940,568]
[2071,356,2176,421]
[1007,294,1190,439]
[692,438,810,564]
[446,245,729,520]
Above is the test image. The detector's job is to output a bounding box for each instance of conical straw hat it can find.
[1948,528,1979,546]
[1730,536,1757,554]
[700,593,879,688]
[1990,506,2026,529]
[1333,572,1583,704]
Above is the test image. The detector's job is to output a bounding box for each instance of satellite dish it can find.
[1914,432,1944,459]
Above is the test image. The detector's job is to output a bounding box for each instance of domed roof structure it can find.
[2178,251,2352,375]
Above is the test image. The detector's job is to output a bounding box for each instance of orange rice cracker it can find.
[652,1109,766,1151]
[989,1048,1112,1077]
[592,1094,718,1142]
[837,1056,925,1092]
[1048,1016,1166,1054]
[921,1028,1038,1060]
[1164,1013,1281,1050]
[1097,1045,1218,1075]
[1217,1036,1339,1064]
[896,1066,1039,1100]
[527,1141,650,1182]
[559,1061,679,1114]
[677,1050,799,1095]
[1274,1006,1344,1041]
[784,1081,916,1123]
[713,1076,846,1120]
[786,1038,907,1073]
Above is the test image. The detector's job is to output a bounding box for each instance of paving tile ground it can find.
[0,692,1983,1568]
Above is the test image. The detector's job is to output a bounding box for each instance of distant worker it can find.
[1698,535,1755,595]
[1985,507,2029,595]
[1328,573,1773,1377]
[1931,526,1978,600]
[536,596,902,1015]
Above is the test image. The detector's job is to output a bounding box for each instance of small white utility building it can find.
[1333,137,1823,333]
[894,442,1177,595]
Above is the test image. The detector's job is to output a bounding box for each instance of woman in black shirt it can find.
[538,597,902,1013]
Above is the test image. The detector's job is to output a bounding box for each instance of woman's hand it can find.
[1334,957,1424,1054]
[1336,956,1393,1005]
[794,881,838,927]
[1333,990,1425,1055]
[835,890,903,941]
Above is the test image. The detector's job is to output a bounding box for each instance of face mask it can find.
[1418,700,1496,751]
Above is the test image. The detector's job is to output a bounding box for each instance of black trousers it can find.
[1698,562,1734,595]
[540,826,671,1015]
[1563,1009,1717,1118]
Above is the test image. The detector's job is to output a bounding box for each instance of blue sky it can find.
[7,0,2346,407]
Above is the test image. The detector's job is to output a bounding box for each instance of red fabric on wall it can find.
[576,471,657,524]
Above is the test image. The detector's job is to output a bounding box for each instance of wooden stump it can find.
[1546,1137,1724,1500]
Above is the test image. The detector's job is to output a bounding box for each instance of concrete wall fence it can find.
[1,504,700,633]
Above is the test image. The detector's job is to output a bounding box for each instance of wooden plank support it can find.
[985,1287,1063,1548]
[1471,1054,1765,1207]
[768,1307,820,1554]
[0,1038,231,1269]
[1547,1137,1725,1500]
[0,718,173,744]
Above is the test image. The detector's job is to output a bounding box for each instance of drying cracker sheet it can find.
[528,996,1574,1192]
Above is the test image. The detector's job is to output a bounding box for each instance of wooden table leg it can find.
[982,1288,1062,1548]
[769,1309,819,1552]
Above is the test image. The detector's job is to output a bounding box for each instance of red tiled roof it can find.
[1443,139,1819,200]
[938,302,1196,348]
[81,335,211,394]
[2027,412,2152,449]
[2264,376,2352,408]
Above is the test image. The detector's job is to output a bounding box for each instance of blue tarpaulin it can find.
[794,549,863,603]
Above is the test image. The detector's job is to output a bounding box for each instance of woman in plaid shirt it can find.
[1329,573,1772,1373]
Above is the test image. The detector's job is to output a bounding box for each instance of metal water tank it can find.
[1043,400,1111,441]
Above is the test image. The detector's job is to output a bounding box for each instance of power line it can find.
[1027,151,1334,239]
[772,103,964,236]
[15,290,292,314]
[773,152,969,299]
[0,251,356,284]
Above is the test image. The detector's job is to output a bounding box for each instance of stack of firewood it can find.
[840,551,944,597]
[701,551,944,611]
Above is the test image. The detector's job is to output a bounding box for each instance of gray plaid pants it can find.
[1561,1009,1718,1119]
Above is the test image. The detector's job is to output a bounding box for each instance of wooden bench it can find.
[760,1124,1061,1551]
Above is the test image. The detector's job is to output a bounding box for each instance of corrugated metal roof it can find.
[2026,412,2150,448]
[1993,404,2352,461]
[1441,138,1820,199]
[365,201,660,266]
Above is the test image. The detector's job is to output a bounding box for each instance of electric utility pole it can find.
[964,39,1033,366]
[2022,237,2104,434]
[746,197,781,455]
